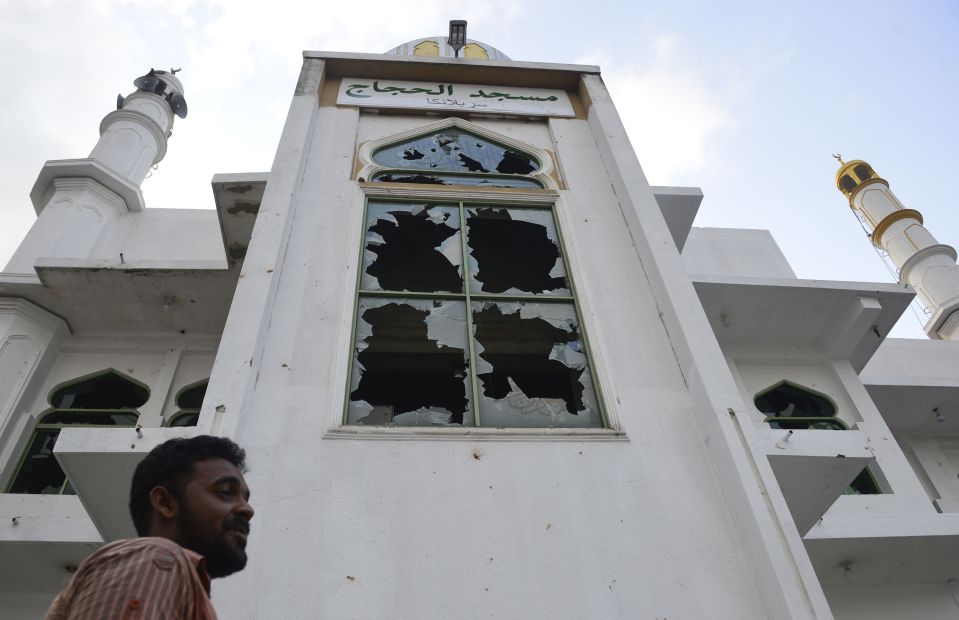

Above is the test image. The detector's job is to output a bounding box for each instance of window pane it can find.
[51,371,148,409]
[169,411,200,427]
[754,383,836,418]
[466,206,570,295]
[372,128,539,175]
[8,429,66,494]
[361,203,463,293]
[177,383,207,409]
[348,298,472,426]
[40,411,139,426]
[471,301,601,428]
[371,172,542,189]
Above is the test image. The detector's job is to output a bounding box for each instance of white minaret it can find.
[5,69,186,273]
[836,158,959,340]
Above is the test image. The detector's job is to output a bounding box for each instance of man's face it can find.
[177,458,253,578]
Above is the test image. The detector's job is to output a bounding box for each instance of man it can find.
[45,435,254,619]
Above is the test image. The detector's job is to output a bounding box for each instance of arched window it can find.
[368,126,544,189]
[6,369,147,495]
[754,380,881,494]
[167,380,206,428]
[347,121,605,429]
[754,380,844,430]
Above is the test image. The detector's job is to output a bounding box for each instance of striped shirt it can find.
[45,537,218,619]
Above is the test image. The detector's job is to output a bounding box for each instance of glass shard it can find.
[466,207,570,295]
[362,203,462,293]
[471,301,601,428]
[348,299,472,426]
[372,128,540,176]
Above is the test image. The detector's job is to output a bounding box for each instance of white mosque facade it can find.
[1,36,959,619]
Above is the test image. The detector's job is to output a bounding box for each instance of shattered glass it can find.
[471,301,602,428]
[371,172,542,189]
[372,128,539,177]
[348,298,473,426]
[466,207,570,296]
[361,203,463,293]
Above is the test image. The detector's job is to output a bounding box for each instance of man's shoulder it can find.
[83,537,196,570]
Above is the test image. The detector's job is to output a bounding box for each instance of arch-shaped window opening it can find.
[6,370,144,495]
[755,381,881,495]
[167,380,207,428]
[371,128,543,189]
[51,370,148,409]
[840,174,858,194]
[853,164,874,183]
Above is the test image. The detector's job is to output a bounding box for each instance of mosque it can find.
[1,26,958,619]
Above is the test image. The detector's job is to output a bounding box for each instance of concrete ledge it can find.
[805,513,959,586]
[30,159,145,215]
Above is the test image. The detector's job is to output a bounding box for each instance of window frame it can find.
[338,183,615,434]
[5,369,146,495]
[356,117,559,192]
[164,379,207,428]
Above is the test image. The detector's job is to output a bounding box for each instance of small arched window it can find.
[6,369,146,495]
[754,380,842,429]
[167,380,206,428]
[369,127,544,189]
[754,380,881,494]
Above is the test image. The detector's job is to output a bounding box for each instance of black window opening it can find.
[754,380,882,495]
[370,128,544,189]
[7,370,146,495]
[347,201,604,429]
[167,380,207,428]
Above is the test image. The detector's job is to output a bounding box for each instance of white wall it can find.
[682,227,797,279]
[207,97,774,618]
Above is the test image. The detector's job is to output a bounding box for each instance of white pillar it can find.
[6,70,185,274]
[89,72,182,186]
[0,299,68,471]
[837,160,959,340]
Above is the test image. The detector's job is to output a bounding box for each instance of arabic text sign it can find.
[336,78,575,117]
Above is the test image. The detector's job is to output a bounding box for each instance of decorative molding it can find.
[871,208,923,248]
[51,178,127,217]
[356,116,557,190]
[325,426,627,442]
[359,182,557,204]
[98,109,168,164]
[898,243,959,285]
[0,298,70,336]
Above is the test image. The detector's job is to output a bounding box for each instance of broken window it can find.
[349,200,604,428]
[348,298,471,426]
[7,370,145,495]
[167,380,206,427]
[370,128,543,189]
[466,207,569,295]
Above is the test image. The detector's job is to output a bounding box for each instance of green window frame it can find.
[344,197,607,429]
[5,369,146,495]
[165,380,207,428]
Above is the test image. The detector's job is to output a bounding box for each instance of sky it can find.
[1,0,956,338]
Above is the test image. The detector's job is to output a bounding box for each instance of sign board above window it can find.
[337,78,575,117]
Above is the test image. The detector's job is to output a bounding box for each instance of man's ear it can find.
[148,485,180,522]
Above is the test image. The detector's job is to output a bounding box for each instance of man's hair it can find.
[129,436,247,536]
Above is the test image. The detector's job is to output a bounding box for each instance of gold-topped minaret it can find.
[836,157,959,340]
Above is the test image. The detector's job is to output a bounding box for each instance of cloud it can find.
[576,34,728,184]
